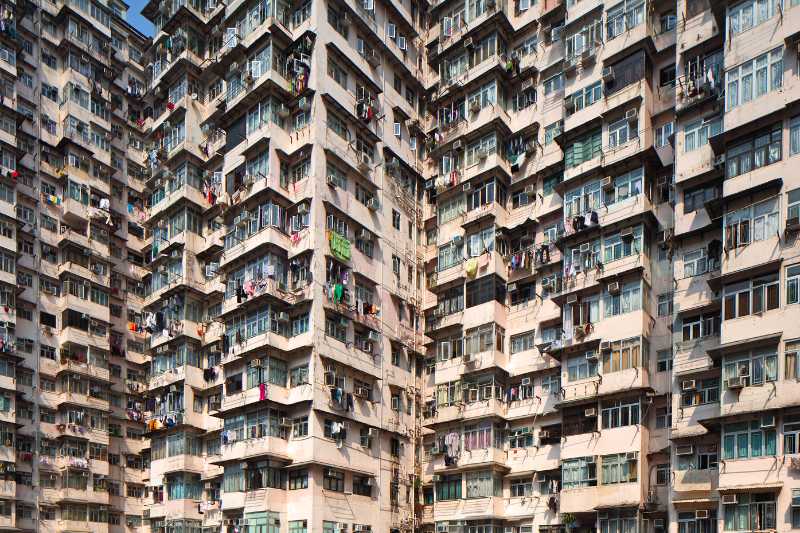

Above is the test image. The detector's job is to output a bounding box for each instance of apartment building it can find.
[3,0,800,531]
[0,0,154,530]
[137,0,428,532]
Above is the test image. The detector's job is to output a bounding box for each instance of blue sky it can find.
[127,0,154,36]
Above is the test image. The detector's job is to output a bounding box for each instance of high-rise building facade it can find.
[6,0,800,533]
[138,1,427,533]
[7,0,152,530]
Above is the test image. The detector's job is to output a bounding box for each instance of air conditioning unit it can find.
[584,408,597,417]
[600,341,611,352]
[538,431,550,440]
[761,414,776,428]
[367,330,381,342]
[508,283,518,293]
[470,100,482,114]
[462,352,472,363]
[354,386,369,398]
[452,140,463,150]
[726,376,746,389]
[713,154,726,168]
[463,37,474,48]
[721,494,738,505]
[625,452,638,461]
[579,243,591,253]
[249,358,262,368]
[675,445,693,456]
[695,510,710,519]
[566,294,578,304]
[620,227,634,241]
[524,184,536,194]
[654,520,666,529]
[276,312,290,323]
[360,340,373,353]
[463,182,472,192]
[452,234,463,245]
[358,229,373,241]
[607,282,620,294]
[327,174,338,187]
[585,351,597,361]
[602,176,613,190]
[432,475,442,482]
[681,380,696,391]
[625,108,638,122]
[602,67,615,81]
[521,377,531,386]
[279,417,291,427]
[367,198,379,211]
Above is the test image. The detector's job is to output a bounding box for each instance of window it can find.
[608,116,637,147]
[606,0,645,39]
[510,478,532,497]
[562,457,597,489]
[289,521,308,533]
[726,47,783,110]
[723,349,778,386]
[725,125,782,178]
[392,209,400,230]
[565,129,602,167]
[723,274,779,320]
[353,475,372,496]
[465,470,500,498]
[601,337,643,373]
[658,293,673,316]
[601,399,640,428]
[684,116,723,152]
[544,121,563,145]
[601,453,637,484]
[292,417,308,437]
[659,64,676,87]
[435,474,462,500]
[783,413,800,453]
[655,121,674,147]
[655,405,671,429]
[660,12,677,32]
[603,281,642,317]
[728,0,780,35]
[323,468,344,492]
[684,184,720,213]
[602,227,643,263]
[289,469,308,489]
[567,355,597,381]
[784,340,800,380]
[724,493,775,530]
[681,378,719,406]
[722,419,777,459]
[510,331,536,354]
[543,73,564,95]
[599,510,638,533]
[681,314,720,341]
[567,81,602,114]
[657,350,673,372]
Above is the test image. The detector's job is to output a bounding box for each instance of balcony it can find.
[559,481,641,513]
[150,454,206,477]
[432,497,505,522]
[506,441,561,475]
[601,19,654,63]
[677,8,720,54]
[430,446,507,472]
[220,226,292,268]
[673,468,718,498]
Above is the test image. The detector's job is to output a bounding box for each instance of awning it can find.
[718,482,783,493]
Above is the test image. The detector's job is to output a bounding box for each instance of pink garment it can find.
[259,383,267,401]
[244,280,255,296]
